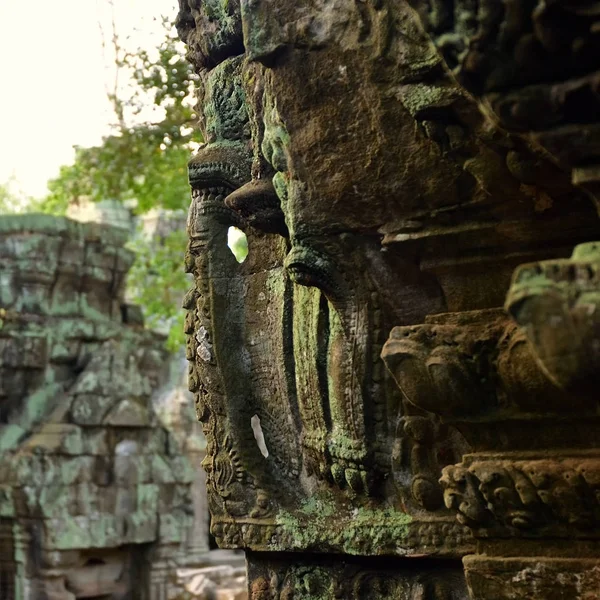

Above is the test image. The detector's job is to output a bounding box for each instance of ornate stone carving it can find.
[442,455,600,534]
[407,0,600,207]
[383,309,571,430]
[507,241,600,395]
[382,243,600,597]
[179,0,480,563]
[247,552,468,600]
[179,0,600,597]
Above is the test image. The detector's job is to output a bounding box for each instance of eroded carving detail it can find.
[442,456,600,534]
[179,0,600,598]
[247,553,468,600]
[507,241,600,395]
[383,241,600,596]
[408,0,600,208]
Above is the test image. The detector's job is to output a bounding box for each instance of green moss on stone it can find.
[272,491,412,554]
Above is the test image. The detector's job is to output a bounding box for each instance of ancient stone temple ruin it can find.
[0,215,198,599]
[178,1,600,598]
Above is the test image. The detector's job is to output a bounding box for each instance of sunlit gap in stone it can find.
[251,414,269,458]
[227,226,248,263]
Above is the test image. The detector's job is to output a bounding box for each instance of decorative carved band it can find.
[441,454,600,537]
[210,516,473,557]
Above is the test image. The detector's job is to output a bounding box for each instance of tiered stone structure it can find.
[154,355,211,566]
[178,1,600,598]
[0,215,194,600]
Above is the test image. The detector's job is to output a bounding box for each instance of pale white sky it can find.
[0,0,177,199]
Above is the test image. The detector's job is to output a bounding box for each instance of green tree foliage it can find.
[229,226,249,263]
[127,228,189,351]
[43,15,199,216]
[40,11,201,351]
[0,176,32,214]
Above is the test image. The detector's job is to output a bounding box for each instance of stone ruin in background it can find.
[178,0,600,598]
[0,214,245,600]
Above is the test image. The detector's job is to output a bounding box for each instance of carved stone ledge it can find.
[210,514,473,558]
[247,552,469,600]
[382,309,575,429]
[441,452,600,537]
[506,241,600,396]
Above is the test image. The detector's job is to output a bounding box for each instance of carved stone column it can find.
[178,0,600,598]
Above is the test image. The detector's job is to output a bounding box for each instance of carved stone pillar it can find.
[178,0,600,598]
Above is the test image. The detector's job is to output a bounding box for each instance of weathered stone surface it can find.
[0,215,196,600]
[247,552,467,600]
[178,0,600,598]
[408,0,600,211]
[465,556,600,600]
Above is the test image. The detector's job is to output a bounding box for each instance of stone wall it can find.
[154,353,211,564]
[0,214,194,600]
